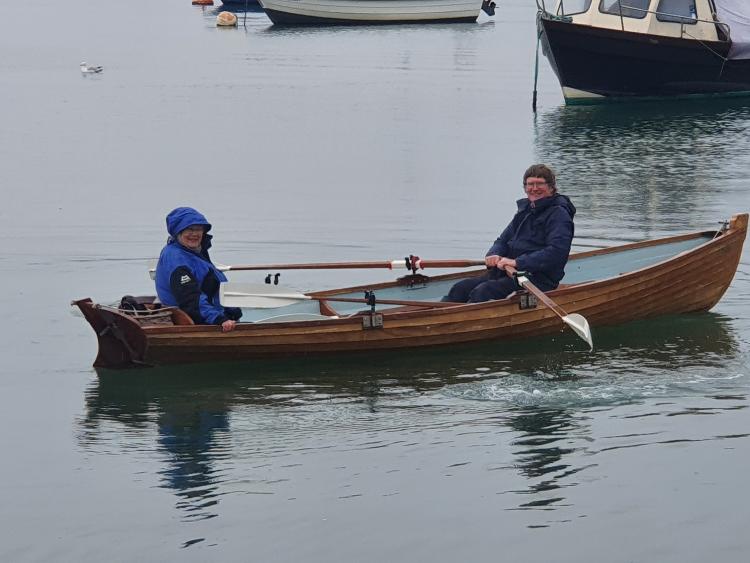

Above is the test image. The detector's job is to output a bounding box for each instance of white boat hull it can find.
[258,0,482,24]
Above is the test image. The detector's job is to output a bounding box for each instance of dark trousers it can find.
[445,269,555,303]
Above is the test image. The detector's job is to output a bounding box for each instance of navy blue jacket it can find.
[155,207,242,325]
[487,194,576,288]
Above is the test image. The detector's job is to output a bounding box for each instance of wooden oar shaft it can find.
[228,261,398,270]
[224,259,485,271]
[505,265,592,350]
[418,259,485,269]
[505,266,568,316]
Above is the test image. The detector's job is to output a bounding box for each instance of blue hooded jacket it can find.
[487,194,576,288]
[155,207,241,325]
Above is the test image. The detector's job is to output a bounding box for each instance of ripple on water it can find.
[441,364,749,409]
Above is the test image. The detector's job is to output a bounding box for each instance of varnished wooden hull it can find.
[74,214,747,368]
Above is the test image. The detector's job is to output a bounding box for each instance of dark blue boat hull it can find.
[539,15,750,102]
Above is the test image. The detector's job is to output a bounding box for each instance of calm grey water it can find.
[1,0,749,561]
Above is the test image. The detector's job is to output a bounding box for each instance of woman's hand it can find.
[497,257,517,274]
[221,320,237,332]
[485,255,501,268]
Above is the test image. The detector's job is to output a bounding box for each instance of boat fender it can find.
[481,0,496,16]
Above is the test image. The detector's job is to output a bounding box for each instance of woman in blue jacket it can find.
[445,164,576,303]
[155,207,242,331]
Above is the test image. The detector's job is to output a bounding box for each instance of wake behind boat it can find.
[258,0,490,25]
[537,0,750,103]
[73,214,747,369]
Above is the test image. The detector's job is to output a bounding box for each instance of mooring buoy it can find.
[216,11,238,26]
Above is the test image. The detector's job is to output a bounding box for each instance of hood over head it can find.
[166,207,212,239]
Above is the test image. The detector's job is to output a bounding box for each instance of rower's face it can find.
[178,225,205,250]
[524,176,555,202]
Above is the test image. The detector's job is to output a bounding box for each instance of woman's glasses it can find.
[183,226,205,234]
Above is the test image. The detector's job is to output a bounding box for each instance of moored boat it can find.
[73,213,747,369]
[537,0,750,103]
[258,0,488,25]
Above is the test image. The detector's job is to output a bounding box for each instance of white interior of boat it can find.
[239,233,714,323]
[543,0,731,43]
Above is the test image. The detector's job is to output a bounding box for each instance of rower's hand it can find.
[485,255,501,268]
[497,257,517,275]
[221,320,237,332]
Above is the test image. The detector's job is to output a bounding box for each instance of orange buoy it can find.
[192,0,213,6]
[216,11,238,26]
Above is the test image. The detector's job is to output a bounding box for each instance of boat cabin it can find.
[541,0,726,41]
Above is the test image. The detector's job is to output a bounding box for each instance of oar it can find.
[149,258,484,279]
[218,259,485,271]
[505,266,593,350]
[220,282,458,310]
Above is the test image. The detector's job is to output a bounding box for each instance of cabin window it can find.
[655,0,697,24]
[599,0,651,19]
[557,0,592,15]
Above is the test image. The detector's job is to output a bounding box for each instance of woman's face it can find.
[523,176,555,203]
[177,225,205,251]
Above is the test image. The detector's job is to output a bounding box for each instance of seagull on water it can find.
[80,62,103,74]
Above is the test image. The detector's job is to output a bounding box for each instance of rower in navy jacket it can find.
[155,207,242,331]
[445,164,576,303]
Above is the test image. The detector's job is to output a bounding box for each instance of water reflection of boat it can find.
[257,0,488,26]
[536,99,750,168]
[534,103,750,233]
[73,215,747,368]
[537,0,750,103]
[78,311,739,515]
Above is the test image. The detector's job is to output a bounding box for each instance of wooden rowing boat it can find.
[73,213,747,369]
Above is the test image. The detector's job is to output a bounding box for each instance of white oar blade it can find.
[220,282,310,309]
[562,313,593,351]
[148,259,158,280]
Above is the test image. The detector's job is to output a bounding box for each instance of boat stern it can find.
[72,298,150,369]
